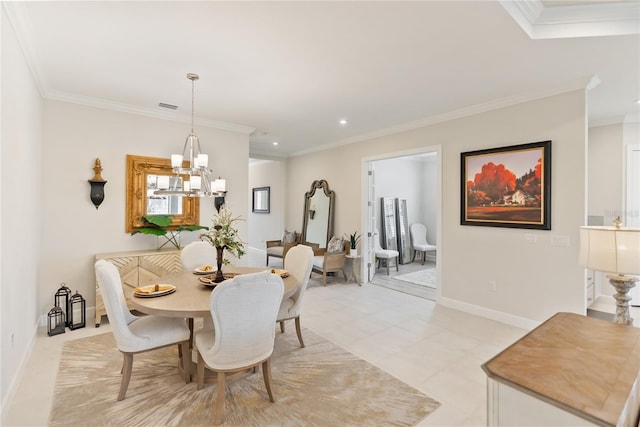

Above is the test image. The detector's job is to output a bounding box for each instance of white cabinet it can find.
[94,249,182,326]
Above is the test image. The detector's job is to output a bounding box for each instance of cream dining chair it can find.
[374,228,399,275]
[194,271,284,425]
[94,259,191,401]
[277,244,314,347]
[181,240,216,271]
[409,223,437,265]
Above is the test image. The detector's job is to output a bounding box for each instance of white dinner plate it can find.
[133,284,176,298]
[194,266,215,275]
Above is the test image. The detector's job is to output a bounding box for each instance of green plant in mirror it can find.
[130,214,207,250]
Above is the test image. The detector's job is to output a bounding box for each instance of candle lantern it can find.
[68,290,86,330]
[47,306,66,336]
[54,283,72,326]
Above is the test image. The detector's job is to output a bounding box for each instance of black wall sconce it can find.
[88,158,107,209]
[68,290,86,330]
[213,177,227,212]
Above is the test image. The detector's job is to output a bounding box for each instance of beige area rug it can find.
[394,269,436,289]
[50,328,439,426]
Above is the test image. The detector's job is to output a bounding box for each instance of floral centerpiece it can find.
[199,207,245,282]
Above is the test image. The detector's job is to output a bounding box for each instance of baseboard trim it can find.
[1,320,39,424]
[438,297,541,331]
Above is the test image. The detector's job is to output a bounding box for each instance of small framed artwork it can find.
[252,187,270,213]
[461,140,551,230]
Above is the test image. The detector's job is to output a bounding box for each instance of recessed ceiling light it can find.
[272,141,279,146]
[636,99,640,104]
[339,119,348,125]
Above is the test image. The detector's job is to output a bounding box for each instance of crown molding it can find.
[46,90,255,135]
[500,0,639,39]
[291,76,597,158]
[3,2,48,97]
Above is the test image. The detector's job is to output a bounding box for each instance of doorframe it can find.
[360,144,443,299]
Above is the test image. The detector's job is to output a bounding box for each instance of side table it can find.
[345,254,362,286]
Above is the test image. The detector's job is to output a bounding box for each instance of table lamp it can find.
[579,217,640,325]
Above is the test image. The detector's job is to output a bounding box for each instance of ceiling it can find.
[5,1,639,158]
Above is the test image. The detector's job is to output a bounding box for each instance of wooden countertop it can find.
[482,312,640,427]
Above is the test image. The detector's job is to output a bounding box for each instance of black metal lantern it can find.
[54,283,71,327]
[47,306,66,336]
[68,290,86,330]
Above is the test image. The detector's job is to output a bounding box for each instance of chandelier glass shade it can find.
[155,73,226,198]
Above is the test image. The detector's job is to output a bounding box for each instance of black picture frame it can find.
[252,187,270,213]
[461,140,551,230]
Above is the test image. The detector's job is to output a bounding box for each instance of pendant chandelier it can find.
[155,73,226,197]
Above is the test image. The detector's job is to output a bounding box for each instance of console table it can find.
[482,312,640,426]
[94,249,182,326]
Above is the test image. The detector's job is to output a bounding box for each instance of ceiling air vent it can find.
[158,102,178,110]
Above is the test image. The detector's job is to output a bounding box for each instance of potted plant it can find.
[130,214,207,250]
[200,207,246,282]
[345,230,361,257]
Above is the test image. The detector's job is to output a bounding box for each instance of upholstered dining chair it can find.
[181,240,216,271]
[94,259,191,401]
[277,244,314,347]
[409,223,437,265]
[374,228,399,275]
[194,271,284,425]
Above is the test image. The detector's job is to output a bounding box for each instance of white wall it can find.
[588,124,624,225]
[1,7,44,414]
[248,159,286,251]
[287,89,587,327]
[40,100,250,322]
[422,154,438,245]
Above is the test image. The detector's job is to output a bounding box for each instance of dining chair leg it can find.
[395,257,399,271]
[386,260,390,275]
[294,316,305,348]
[279,320,285,333]
[197,351,205,390]
[214,371,226,425]
[118,352,133,401]
[262,358,275,403]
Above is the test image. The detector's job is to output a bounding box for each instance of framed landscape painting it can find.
[461,140,551,230]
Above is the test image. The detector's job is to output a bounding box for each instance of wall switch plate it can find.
[551,235,570,246]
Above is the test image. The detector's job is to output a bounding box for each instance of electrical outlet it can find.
[489,280,497,291]
[524,233,537,243]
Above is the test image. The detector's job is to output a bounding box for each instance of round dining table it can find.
[130,266,298,318]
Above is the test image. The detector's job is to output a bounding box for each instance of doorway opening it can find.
[362,146,441,301]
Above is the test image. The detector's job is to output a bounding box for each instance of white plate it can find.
[194,266,215,275]
[134,284,176,298]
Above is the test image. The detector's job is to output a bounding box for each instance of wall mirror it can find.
[126,154,200,232]
[302,179,335,249]
[252,187,270,213]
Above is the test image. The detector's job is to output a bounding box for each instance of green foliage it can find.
[199,207,246,264]
[345,230,361,249]
[130,214,207,250]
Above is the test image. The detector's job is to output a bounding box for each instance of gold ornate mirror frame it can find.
[125,154,200,232]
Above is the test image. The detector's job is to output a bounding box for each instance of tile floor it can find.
[4,249,597,426]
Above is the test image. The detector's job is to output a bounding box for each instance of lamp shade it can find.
[579,226,640,275]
